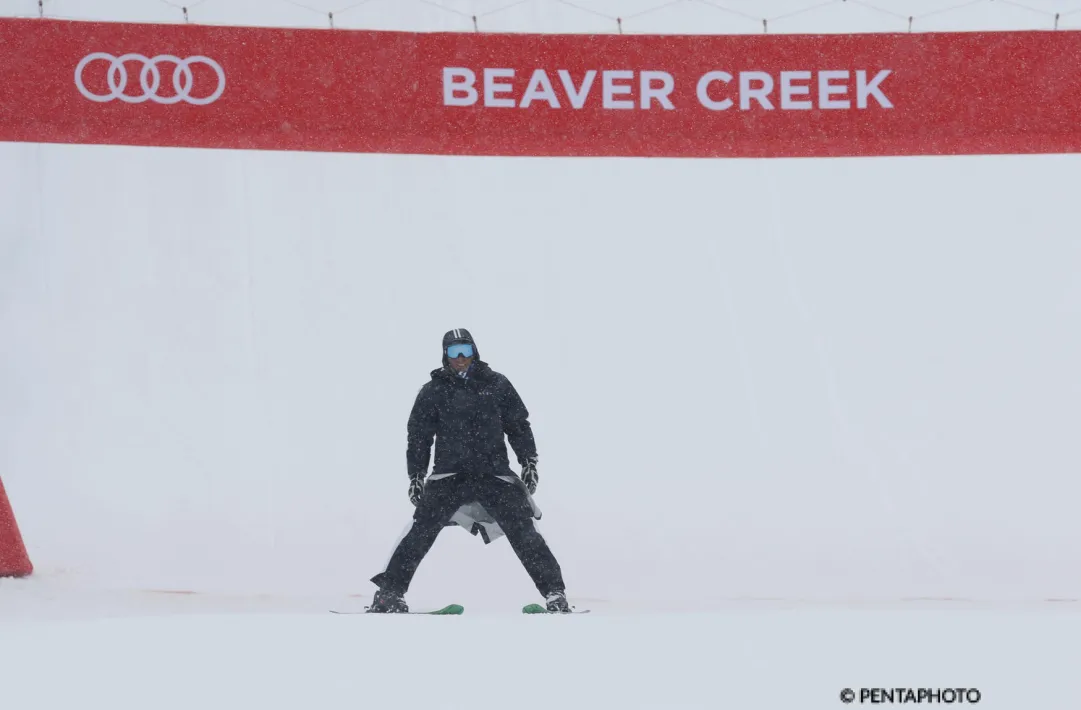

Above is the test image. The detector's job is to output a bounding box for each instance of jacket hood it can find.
[441,328,480,368]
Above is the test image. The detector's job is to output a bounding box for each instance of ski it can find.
[330,603,464,615]
[522,603,591,615]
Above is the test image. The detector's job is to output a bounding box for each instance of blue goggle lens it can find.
[447,343,474,359]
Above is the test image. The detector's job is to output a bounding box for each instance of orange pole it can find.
[0,476,33,577]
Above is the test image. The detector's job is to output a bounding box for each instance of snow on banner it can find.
[1,18,1081,158]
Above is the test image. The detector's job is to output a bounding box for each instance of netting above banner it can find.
[4,0,1081,33]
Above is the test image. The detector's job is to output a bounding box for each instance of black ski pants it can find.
[371,473,565,597]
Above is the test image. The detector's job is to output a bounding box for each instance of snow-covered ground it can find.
[4,575,1081,710]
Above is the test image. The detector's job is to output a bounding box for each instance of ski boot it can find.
[367,588,409,613]
[545,590,571,613]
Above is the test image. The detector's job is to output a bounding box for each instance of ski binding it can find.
[522,603,590,615]
[330,603,464,615]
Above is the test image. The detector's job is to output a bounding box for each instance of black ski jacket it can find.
[406,360,537,480]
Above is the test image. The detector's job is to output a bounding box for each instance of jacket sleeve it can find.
[499,375,538,466]
[406,383,438,478]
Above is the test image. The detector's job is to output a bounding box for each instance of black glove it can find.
[408,475,425,506]
[521,455,538,495]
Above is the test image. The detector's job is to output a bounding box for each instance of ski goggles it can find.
[446,343,474,359]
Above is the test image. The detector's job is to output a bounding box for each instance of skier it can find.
[368,328,571,613]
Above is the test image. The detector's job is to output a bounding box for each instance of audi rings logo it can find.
[75,53,225,105]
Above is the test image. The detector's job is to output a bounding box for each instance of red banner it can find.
[2,17,1081,158]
